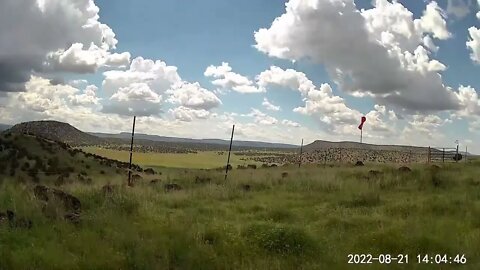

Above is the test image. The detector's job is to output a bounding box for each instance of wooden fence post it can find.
[127,116,136,187]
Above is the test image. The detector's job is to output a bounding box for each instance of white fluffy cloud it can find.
[0,0,125,92]
[167,82,222,110]
[257,66,394,137]
[402,114,451,142]
[103,83,162,117]
[417,2,451,40]
[103,57,181,94]
[467,27,480,64]
[169,106,212,122]
[205,62,263,93]
[262,98,280,111]
[247,109,279,125]
[46,43,131,73]
[101,57,182,116]
[69,85,100,106]
[101,57,222,117]
[2,76,100,122]
[455,85,480,116]
[281,119,300,127]
[254,0,459,111]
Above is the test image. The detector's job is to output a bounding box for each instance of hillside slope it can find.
[303,140,428,153]
[5,121,104,146]
[0,133,140,185]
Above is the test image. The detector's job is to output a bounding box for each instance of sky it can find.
[0,0,480,152]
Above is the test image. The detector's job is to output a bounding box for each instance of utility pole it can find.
[224,125,235,181]
[128,116,136,186]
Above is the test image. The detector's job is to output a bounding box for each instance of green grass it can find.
[1,163,480,269]
[81,147,274,169]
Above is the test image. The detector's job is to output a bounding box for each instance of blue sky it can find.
[95,0,480,110]
[1,0,480,151]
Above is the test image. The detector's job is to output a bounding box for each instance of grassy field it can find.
[81,147,275,169]
[1,161,480,269]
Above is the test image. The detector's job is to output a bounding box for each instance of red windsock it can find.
[358,116,366,130]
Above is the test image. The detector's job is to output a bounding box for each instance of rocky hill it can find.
[303,140,428,153]
[0,132,141,185]
[4,121,104,146]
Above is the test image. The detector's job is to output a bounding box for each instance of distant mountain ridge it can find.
[3,121,473,155]
[91,132,299,149]
[0,124,12,131]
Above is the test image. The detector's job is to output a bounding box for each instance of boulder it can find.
[241,184,251,191]
[398,166,412,173]
[0,210,32,229]
[132,174,143,182]
[144,168,156,175]
[34,185,81,223]
[195,176,211,184]
[355,161,364,166]
[150,179,161,185]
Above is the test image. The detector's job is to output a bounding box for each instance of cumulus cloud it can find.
[247,109,278,125]
[262,98,280,111]
[3,76,100,121]
[467,27,480,64]
[169,106,211,122]
[258,66,394,136]
[167,82,222,110]
[101,57,182,116]
[254,0,459,112]
[46,43,131,73]
[281,119,300,127]
[402,114,451,140]
[447,0,472,19]
[103,57,181,94]
[417,2,451,40]
[102,82,162,116]
[455,85,480,116]
[205,62,264,93]
[69,85,100,106]
[0,0,124,92]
